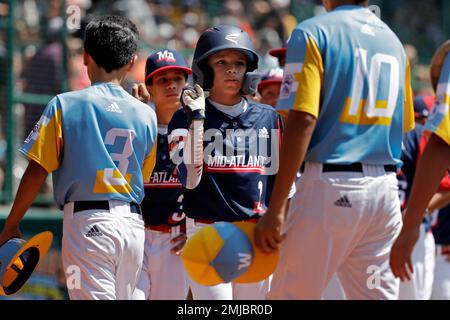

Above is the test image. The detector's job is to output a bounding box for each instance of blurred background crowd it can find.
[0,0,448,204]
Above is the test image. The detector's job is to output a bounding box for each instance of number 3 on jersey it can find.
[94,128,136,194]
[340,48,400,126]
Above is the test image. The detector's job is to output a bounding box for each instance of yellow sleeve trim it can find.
[403,57,415,132]
[27,109,63,173]
[142,140,157,182]
[434,107,450,146]
[292,36,323,119]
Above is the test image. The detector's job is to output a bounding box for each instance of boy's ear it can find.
[127,55,138,71]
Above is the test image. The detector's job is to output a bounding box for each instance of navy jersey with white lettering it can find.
[397,124,432,230]
[168,99,282,222]
[141,126,185,227]
[433,204,450,244]
[398,125,424,209]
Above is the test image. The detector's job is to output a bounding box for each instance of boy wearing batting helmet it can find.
[168,24,295,300]
[131,49,191,300]
[255,0,415,299]
[391,40,450,292]
[0,15,158,300]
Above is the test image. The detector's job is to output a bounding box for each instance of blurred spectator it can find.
[413,95,434,126]
[21,16,63,139]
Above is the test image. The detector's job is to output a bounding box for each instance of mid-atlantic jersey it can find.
[20,83,158,208]
[397,125,433,230]
[168,99,282,222]
[277,5,414,166]
[398,125,424,209]
[141,125,185,227]
[426,52,450,146]
[433,204,450,244]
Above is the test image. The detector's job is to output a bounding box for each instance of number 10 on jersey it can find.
[340,48,400,126]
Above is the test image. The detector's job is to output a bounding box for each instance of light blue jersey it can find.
[21,83,158,208]
[277,5,415,166]
[425,52,450,146]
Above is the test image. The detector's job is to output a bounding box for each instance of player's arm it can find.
[267,110,316,212]
[403,134,450,227]
[276,114,297,218]
[428,188,450,212]
[0,160,48,245]
[390,134,450,281]
[255,30,322,253]
[0,97,62,245]
[170,84,205,190]
[132,83,151,104]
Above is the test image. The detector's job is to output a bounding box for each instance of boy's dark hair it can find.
[84,15,138,73]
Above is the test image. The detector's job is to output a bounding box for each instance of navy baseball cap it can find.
[413,95,434,118]
[145,49,192,84]
[268,43,287,59]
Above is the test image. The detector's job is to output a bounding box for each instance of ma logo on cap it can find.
[156,50,176,63]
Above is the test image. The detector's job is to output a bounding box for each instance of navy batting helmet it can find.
[192,25,260,95]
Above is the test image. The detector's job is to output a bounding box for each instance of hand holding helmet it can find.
[181,84,206,123]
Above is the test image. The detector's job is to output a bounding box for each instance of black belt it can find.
[73,201,142,215]
[300,163,397,173]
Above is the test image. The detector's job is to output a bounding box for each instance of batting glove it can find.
[181,84,205,123]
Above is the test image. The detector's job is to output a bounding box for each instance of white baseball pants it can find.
[185,218,271,300]
[62,200,145,300]
[322,274,346,300]
[431,244,450,299]
[322,222,435,300]
[132,226,189,300]
[268,163,402,300]
[398,223,435,300]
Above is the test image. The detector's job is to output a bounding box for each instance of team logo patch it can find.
[105,102,122,114]
[85,225,103,237]
[225,33,240,44]
[334,195,352,208]
[156,50,176,63]
[258,127,269,139]
[279,74,294,99]
[24,123,41,144]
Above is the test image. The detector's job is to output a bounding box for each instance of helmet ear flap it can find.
[193,60,214,91]
[241,72,261,95]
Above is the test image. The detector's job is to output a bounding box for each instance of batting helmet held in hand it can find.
[192,25,260,95]
[181,222,254,286]
[232,221,279,283]
[0,231,53,296]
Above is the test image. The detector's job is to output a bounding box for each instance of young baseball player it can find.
[390,40,450,287]
[255,0,415,299]
[168,24,294,300]
[0,15,158,300]
[396,96,438,300]
[257,68,283,108]
[431,203,450,299]
[131,49,191,300]
[261,47,347,300]
[268,44,287,68]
